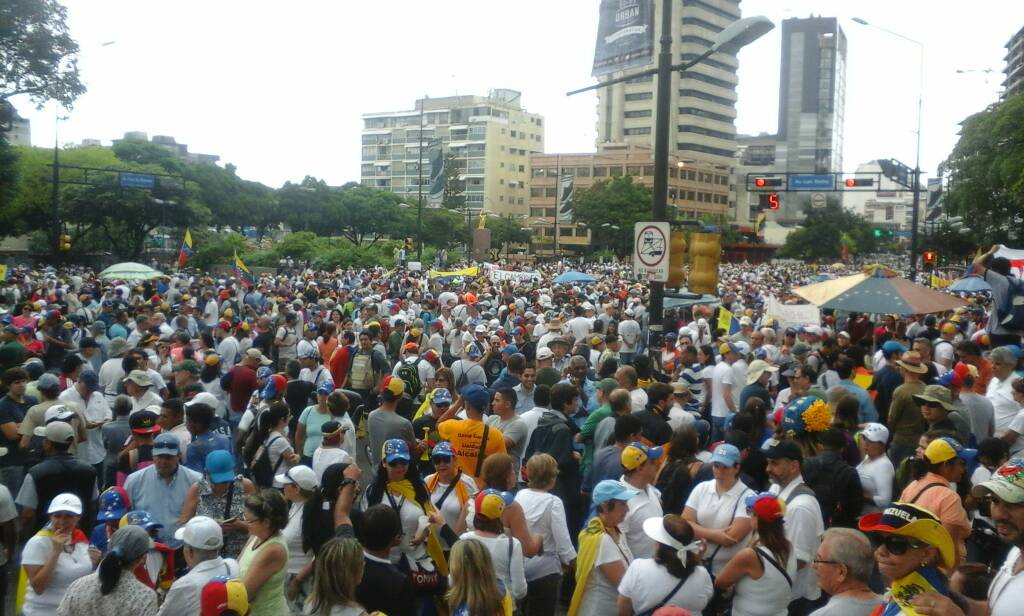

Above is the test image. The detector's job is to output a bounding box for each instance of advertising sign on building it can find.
[592,0,654,76]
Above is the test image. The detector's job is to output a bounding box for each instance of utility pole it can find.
[647,0,673,354]
[416,96,425,263]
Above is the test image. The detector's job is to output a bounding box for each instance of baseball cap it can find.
[276,465,319,491]
[152,432,181,457]
[380,374,405,398]
[35,420,75,444]
[923,436,977,464]
[858,502,956,570]
[119,509,164,531]
[762,437,803,461]
[860,423,890,444]
[432,388,453,405]
[971,456,1024,504]
[175,515,224,550]
[461,383,490,411]
[382,438,411,464]
[173,360,201,376]
[718,342,738,356]
[790,342,811,357]
[256,366,273,381]
[200,576,249,616]
[474,488,514,520]
[185,392,219,409]
[536,347,554,361]
[621,442,663,471]
[108,525,155,562]
[245,348,274,365]
[47,492,83,515]
[501,344,519,355]
[97,487,130,522]
[745,492,786,522]
[36,372,59,392]
[464,343,482,360]
[402,342,418,353]
[316,381,335,395]
[745,359,778,385]
[123,370,153,387]
[205,450,235,484]
[474,324,487,334]
[431,441,455,460]
[130,409,161,434]
[882,340,907,355]
[261,374,287,400]
[711,443,741,467]
[592,479,640,506]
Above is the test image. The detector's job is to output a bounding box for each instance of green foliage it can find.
[442,153,466,209]
[944,94,1024,245]
[0,135,17,213]
[779,196,880,260]
[188,233,248,270]
[484,215,531,259]
[572,175,652,257]
[0,0,85,108]
[420,208,468,249]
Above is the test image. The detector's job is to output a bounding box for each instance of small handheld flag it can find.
[233,251,255,288]
[177,229,194,268]
[717,307,741,336]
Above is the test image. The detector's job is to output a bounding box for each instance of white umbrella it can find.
[98,262,165,281]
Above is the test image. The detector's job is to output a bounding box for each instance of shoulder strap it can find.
[433,474,460,509]
[474,424,490,477]
[909,482,945,504]
[756,546,793,587]
[652,574,689,612]
[784,483,815,505]
[705,490,745,564]
[223,479,236,520]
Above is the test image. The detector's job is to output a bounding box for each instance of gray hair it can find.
[821,528,874,583]
[760,328,776,344]
[990,346,1017,366]
[185,545,220,562]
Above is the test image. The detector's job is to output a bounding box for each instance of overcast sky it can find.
[12,0,1021,189]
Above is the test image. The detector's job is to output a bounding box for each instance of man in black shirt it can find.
[633,382,673,446]
[355,505,415,616]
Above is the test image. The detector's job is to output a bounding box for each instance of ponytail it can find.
[256,402,289,445]
[98,546,127,595]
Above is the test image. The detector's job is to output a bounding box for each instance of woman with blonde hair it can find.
[303,537,367,616]
[447,538,512,616]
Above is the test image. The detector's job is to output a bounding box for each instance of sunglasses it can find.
[869,533,926,555]
[431,455,453,463]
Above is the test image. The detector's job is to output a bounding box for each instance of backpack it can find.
[999,275,1024,332]
[349,352,374,390]
[396,357,424,398]
[248,435,285,488]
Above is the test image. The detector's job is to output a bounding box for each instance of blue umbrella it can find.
[948,276,991,293]
[554,271,596,284]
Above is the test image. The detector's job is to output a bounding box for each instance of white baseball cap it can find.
[185,392,219,409]
[536,347,554,361]
[174,515,224,550]
[860,423,890,444]
[275,465,318,491]
[47,493,83,515]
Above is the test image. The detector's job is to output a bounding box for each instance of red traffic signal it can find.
[923,250,937,264]
[845,178,874,188]
[754,177,783,188]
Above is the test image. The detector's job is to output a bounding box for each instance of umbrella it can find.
[948,275,992,293]
[792,265,966,316]
[554,271,596,284]
[98,262,165,281]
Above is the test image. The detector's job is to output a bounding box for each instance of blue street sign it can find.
[119,172,155,189]
[787,174,835,191]
[895,230,912,238]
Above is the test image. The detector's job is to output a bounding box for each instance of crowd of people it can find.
[0,244,1021,616]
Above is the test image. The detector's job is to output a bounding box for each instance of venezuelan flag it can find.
[177,228,193,268]
[234,251,255,287]
[717,307,741,335]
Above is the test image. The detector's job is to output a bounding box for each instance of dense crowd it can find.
[0,245,1021,616]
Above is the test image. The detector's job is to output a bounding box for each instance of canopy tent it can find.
[97,262,164,281]
[948,275,992,293]
[664,291,719,311]
[792,264,967,316]
[554,271,596,284]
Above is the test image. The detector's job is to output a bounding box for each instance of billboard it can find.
[592,0,654,77]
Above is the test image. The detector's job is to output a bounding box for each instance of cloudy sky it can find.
[12,0,1021,189]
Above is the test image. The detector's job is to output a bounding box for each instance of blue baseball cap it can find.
[592,479,640,506]
[205,449,235,484]
[383,438,411,464]
[97,487,130,522]
[431,441,455,459]
[464,343,482,360]
[461,383,490,411]
[882,340,907,355]
[256,366,273,381]
[317,381,335,395]
[501,344,519,355]
[432,388,453,405]
[711,443,741,467]
[121,509,163,531]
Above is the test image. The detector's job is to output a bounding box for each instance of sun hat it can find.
[895,351,928,374]
[858,502,956,570]
[912,385,956,411]
[642,516,701,561]
[745,359,778,385]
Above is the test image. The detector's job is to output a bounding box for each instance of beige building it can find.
[528,144,730,255]
[360,89,544,216]
[595,0,741,167]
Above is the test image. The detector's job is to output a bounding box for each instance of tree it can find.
[0,135,17,213]
[944,94,1024,245]
[779,196,879,260]
[1,0,85,108]
[420,208,467,249]
[441,153,465,209]
[484,215,531,260]
[572,175,652,257]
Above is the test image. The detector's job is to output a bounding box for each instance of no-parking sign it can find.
[633,221,669,282]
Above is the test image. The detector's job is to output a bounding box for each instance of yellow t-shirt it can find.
[437,419,506,486]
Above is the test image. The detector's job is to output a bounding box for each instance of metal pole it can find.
[648,0,673,357]
[51,130,60,257]
[909,63,924,283]
[554,154,560,259]
[417,97,425,263]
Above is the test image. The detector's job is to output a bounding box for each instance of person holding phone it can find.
[20,493,99,615]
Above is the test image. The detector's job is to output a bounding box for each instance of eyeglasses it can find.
[869,533,926,555]
[812,558,841,566]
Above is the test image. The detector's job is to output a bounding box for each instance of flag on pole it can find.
[177,228,194,268]
[754,213,766,238]
[233,251,255,288]
[556,174,575,223]
[427,139,445,207]
[717,307,741,335]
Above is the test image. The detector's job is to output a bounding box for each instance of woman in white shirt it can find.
[515,454,577,616]
[715,493,798,616]
[567,480,638,616]
[618,514,713,615]
[460,489,527,602]
[256,402,299,477]
[21,493,98,616]
[423,441,476,547]
[682,443,754,575]
[275,465,318,612]
[856,423,895,514]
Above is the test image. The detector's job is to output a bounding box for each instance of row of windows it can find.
[677,142,735,158]
[679,70,735,90]
[680,34,714,48]
[681,16,723,33]
[678,124,734,141]
[529,165,727,184]
[670,189,729,204]
[624,127,652,136]
[624,109,653,118]
[680,53,736,73]
[678,89,735,107]
[625,92,653,101]
[682,0,741,21]
[678,107,733,123]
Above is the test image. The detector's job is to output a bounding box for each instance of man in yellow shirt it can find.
[436,384,505,486]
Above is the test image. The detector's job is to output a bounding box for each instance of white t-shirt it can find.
[21,535,94,615]
[578,532,633,616]
[629,388,648,413]
[990,546,1024,616]
[619,558,714,614]
[856,455,895,514]
[684,479,754,574]
[426,472,477,545]
[59,388,112,465]
[988,375,1021,434]
[282,501,311,575]
[312,447,354,483]
[710,361,736,418]
[459,532,527,601]
[621,482,664,560]
[567,316,593,342]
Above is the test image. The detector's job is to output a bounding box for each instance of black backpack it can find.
[396,357,424,398]
[248,435,285,488]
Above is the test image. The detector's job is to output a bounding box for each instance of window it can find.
[510,130,517,137]
[681,17,723,33]
[593,167,608,177]
[677,142,735,158]
[530,207,546,217]
[679,53,736,72]
[576,167,591,177]
[624,110,653,118]
[499,179,504,185]
[680,35,714,47]
[623,127,652,135]
[625,92,653,101]
[546,208,556,217]
[530,187,543,197]
[626,166,643,176]
[678,124,734,141]
[560,228,572,237]
[609,166,623,177]
[532,167,546,177]
[644,165,655,176]
[545,188,557,197]
[575,227,588,237]
[682,0,741,21]
[517,198,524,205]
[518,165,525,172]
[679,71,735,89]
[678,89,734,106]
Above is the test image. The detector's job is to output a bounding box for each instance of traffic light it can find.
[844,178,874,188]
[688,232,721,294]
[59,234,71,251]
[666,231,687,288]
[753,177,783,189]
[923,250,937,265]
[873,229,882,238]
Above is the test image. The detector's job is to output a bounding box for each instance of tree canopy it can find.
[572,175,652,257]
[1,0,85,108]
[779,196,881,260]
